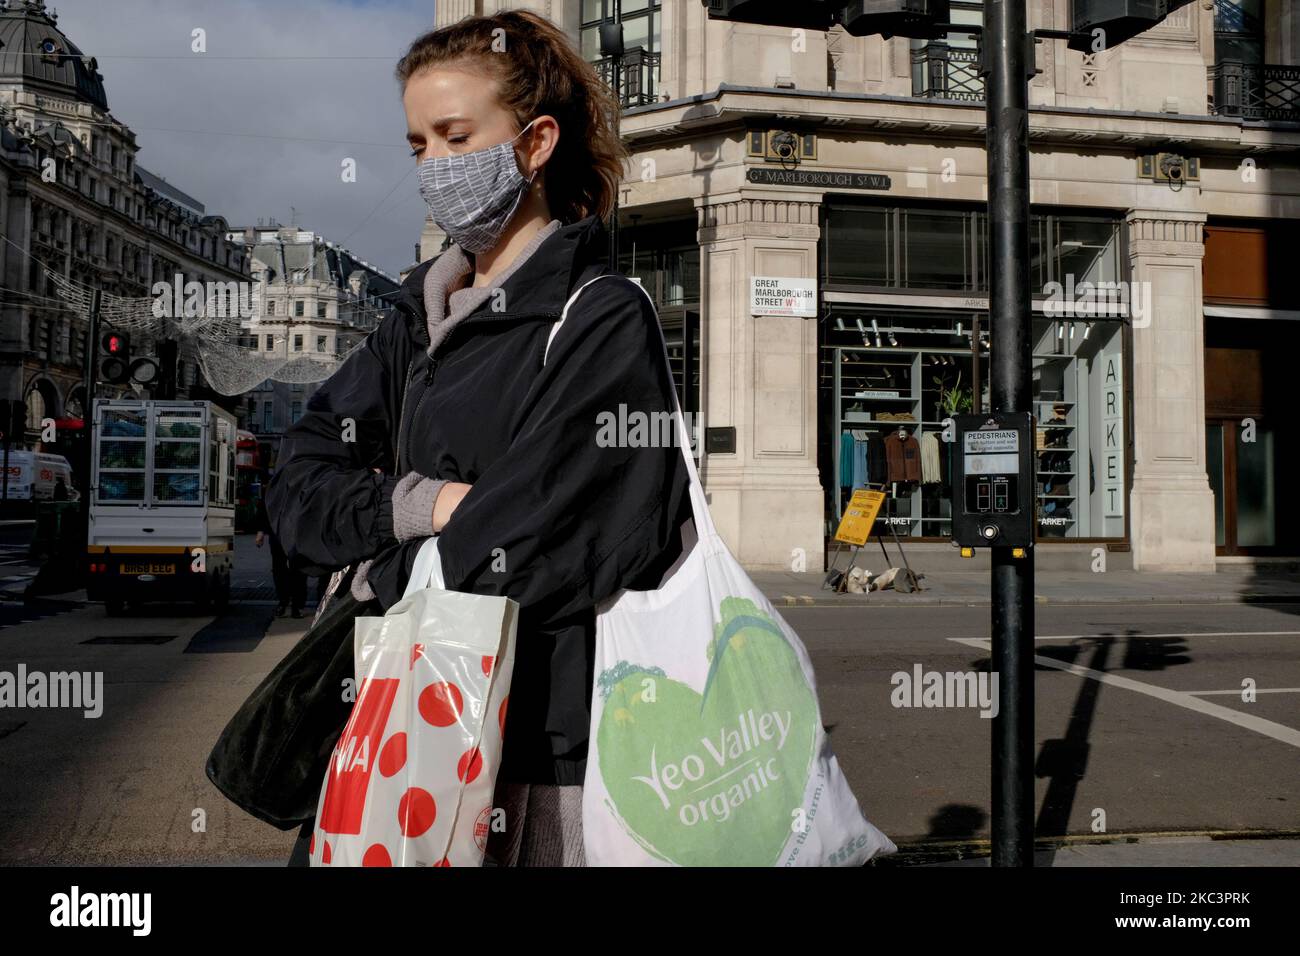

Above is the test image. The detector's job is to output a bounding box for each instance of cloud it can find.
[47,0,440,276]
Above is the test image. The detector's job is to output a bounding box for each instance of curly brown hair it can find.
[396,11,626,224]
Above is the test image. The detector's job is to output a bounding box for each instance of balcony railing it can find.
[911,42,984,103]
[1208,62,1300,122]
[596,47,661,109]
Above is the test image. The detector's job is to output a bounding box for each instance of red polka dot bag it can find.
[308,540,517,867]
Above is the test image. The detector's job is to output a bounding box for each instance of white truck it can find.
[87,399,236,614]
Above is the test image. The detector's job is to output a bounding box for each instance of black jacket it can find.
[266,215,691,785]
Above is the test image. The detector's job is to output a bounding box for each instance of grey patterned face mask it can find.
[417,120,538,254]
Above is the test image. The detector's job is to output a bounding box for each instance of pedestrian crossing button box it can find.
[950,412,1034,549]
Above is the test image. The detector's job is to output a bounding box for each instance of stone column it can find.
[1125,209,1216,572]
[696,194,823,571]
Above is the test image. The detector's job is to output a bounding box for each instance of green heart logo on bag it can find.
[595,597,818,866]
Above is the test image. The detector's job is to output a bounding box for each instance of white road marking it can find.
[1185,688,1300,696]
[948,637,1300,750]
[1032,631,1300,641]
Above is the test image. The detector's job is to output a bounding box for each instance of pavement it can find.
[13,565,1300,610]
[4,529,1299,868]
[899,837,1300,868]
[751,567,1300,607]
[7,519,1300,608]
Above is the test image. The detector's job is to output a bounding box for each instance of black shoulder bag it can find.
[208,315,425,829]
[205,566,381,829]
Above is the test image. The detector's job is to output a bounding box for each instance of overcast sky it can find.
[48,0,440,277]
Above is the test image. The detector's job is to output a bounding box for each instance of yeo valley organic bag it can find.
[547,276,897,867]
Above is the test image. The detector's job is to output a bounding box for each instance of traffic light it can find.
[841,1,951,39]
[129,357,160,386]
[704,0,951,37]
[703,0,839,31]
[155,339,179,399]
[100,331,130,384]
[706,0,1193,46]
[1068,0,1196,52]
[0,398,26,442]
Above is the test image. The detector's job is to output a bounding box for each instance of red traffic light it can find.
[99,331,132,383]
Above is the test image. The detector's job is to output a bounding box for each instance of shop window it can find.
[1050,217,1121,289]
[825,203,1120,298]
[823,310,986,539]
[582,0,661,108]
[617,243,699,311]
[826,206,892,285]
[911,2,985,101]
[820,309,1128,542]
[1214,0,1263,65]
[1031,317,1126,540]
[902,209,976,291]
[659,310,701,418]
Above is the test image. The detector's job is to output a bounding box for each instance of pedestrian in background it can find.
[255,484,306,618]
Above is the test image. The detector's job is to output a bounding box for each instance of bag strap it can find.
[544,274,609,365]
[546,273,715,540]
[403,536,445,599]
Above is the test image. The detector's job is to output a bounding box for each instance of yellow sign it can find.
[834,489,886,546]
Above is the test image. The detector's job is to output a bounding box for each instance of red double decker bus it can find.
[235,430,265,532]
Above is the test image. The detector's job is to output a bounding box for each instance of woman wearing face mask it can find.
[266,11,691,866]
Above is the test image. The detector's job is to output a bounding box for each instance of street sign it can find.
[834,488,886,546]
[750,276,817,317]
[746,168,891,190]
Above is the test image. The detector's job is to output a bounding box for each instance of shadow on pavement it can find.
[184,604,278,654]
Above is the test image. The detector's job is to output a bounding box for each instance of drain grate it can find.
[82,634,178,645]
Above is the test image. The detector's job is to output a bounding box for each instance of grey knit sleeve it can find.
[392,471,447,542]
[350,473,446,603]
[350,558,377,602]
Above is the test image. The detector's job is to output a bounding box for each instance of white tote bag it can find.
[552,275,897,867]
[309,539,517,867]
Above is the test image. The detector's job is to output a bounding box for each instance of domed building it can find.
[0,0,108,111]
[0,0,248,492]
